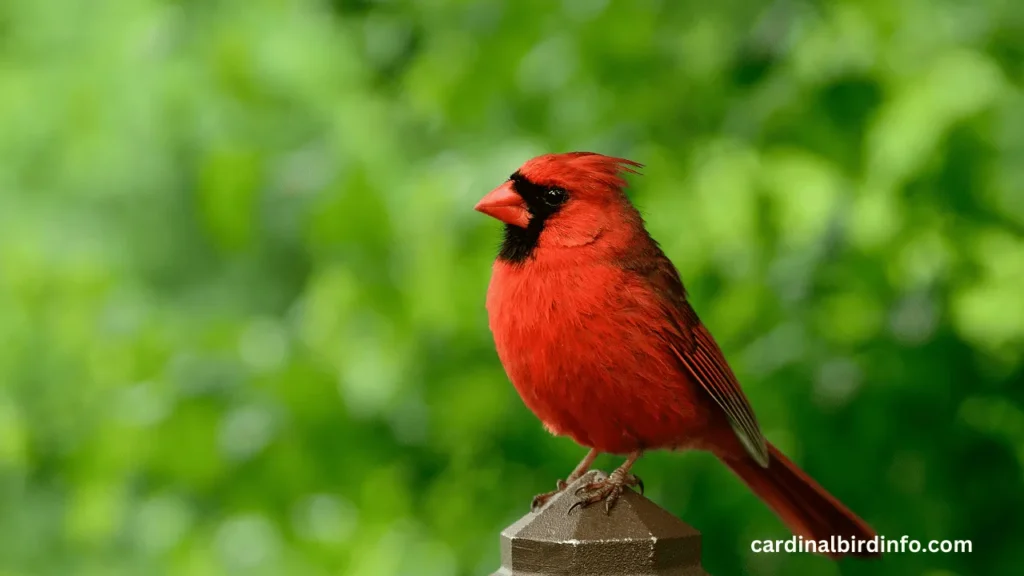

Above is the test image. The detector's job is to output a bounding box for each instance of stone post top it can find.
[493,470,709,576]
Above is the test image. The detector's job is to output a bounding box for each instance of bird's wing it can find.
[632,253,770,467]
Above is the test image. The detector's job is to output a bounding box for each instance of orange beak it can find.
[474,180,530,228]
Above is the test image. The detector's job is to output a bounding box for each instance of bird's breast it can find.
[486,262,606,394]
[484,260,712,453]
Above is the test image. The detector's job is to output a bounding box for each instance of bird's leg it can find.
[531,448,600,511]
[569,451,644,514]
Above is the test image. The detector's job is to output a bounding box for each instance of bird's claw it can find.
[567,498,588,515]
[567,473,643,515]
[530,478,572,512]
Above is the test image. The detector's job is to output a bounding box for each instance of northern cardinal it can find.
[476,152,879,558]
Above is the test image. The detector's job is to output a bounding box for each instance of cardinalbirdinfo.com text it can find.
[751,535,973,555]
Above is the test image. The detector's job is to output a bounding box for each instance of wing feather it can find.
[673,303,769,467]
[626,250,769,467]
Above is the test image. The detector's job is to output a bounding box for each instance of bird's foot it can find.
[569,470,644,515]
[530,479,570,512]
[530,449,602,512]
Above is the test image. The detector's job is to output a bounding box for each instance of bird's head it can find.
[475,152,643,263]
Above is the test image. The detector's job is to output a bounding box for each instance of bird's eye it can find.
[543,188,567,206]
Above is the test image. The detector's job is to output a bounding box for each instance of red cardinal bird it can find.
[476,152,878,558]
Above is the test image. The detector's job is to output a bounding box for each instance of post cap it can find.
[493,470,709,575]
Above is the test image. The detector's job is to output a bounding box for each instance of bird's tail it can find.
[723,442,880,559]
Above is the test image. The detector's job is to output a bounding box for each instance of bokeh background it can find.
[1,0,1022,575]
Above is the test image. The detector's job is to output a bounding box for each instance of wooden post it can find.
[493,470,709,576]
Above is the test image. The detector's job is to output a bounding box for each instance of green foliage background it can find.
[1,0,1022,575]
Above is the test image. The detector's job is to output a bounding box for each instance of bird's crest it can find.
[516,152,643,196]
